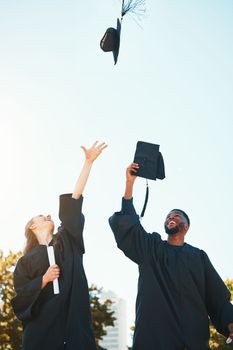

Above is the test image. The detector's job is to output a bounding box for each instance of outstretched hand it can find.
[72,141,107,199]
[81,141,107,163]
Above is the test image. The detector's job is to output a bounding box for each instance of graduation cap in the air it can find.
[100,0,146,65]
[100,18,121,65]
[132,141,165,217]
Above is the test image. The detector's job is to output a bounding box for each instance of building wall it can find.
[99,291,128,350]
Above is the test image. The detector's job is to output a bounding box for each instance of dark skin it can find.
[125,163,233,341]
[164,211,233,340]
[165,213,233,340]
[164,211,189,246]
[228,323,233,342]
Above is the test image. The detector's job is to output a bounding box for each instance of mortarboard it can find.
[100,0,146,65]
[133,141,165,181]
[100,19,121,65]
[132,141,165,217]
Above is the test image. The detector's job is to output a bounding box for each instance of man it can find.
[109,163,233,350]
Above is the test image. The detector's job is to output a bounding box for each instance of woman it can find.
[11,141,107,350]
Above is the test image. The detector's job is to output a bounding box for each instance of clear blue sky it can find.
[0,0,233,345]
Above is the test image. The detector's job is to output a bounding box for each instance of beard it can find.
[164,222,185,235]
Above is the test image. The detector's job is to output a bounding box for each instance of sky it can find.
[0,0,233,346]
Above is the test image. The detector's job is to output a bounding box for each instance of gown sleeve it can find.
[11,256,42,322]
[202,251,233,336]
[108,198,161,264]
[59,193,85,253]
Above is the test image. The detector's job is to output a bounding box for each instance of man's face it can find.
[164,211,188,235]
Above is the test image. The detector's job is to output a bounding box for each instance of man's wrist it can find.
[126,179,134,185]
[124,194,133,200]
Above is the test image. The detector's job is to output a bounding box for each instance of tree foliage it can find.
[0,250,22,350]
[89,284,116,348]
[0,251,115,350]
[209,279,233,350]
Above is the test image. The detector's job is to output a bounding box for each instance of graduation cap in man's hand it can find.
[132,141,165,217]
[133,141,165,180]
[100,0,146,65]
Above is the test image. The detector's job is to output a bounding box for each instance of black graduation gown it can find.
[11,194,96,350]
[109,198,233,350]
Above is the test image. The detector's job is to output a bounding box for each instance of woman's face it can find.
[31,214,55,233]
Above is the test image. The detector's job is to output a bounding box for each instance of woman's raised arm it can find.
[72,141,107,199]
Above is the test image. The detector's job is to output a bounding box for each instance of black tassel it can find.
[121,0,146,19]
[140,179,149,218]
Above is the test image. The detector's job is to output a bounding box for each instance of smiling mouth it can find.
[168,221,176,227]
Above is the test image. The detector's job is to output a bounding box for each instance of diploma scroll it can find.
[47,246,60,294]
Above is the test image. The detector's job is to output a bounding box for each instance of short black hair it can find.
[170,209,190,226]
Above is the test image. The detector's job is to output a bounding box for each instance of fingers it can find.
[227,323,233,343]
[81,141,107,153]
[130,163,139,172]
[51,264,59,269]
[91,141,108,152]
[126,163,139,184]
[92,141,99,148]
[229,331,233,340]
[91,140,103,150]
[47,265,60,280]
[127,163,139,175]
[96,142,108,152]
[51,264,60,273]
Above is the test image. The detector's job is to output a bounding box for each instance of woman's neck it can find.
[35,231,53,245]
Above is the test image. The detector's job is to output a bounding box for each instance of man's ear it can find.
[184,224,189,233]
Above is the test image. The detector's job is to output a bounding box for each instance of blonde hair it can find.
[23,218,39,255]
